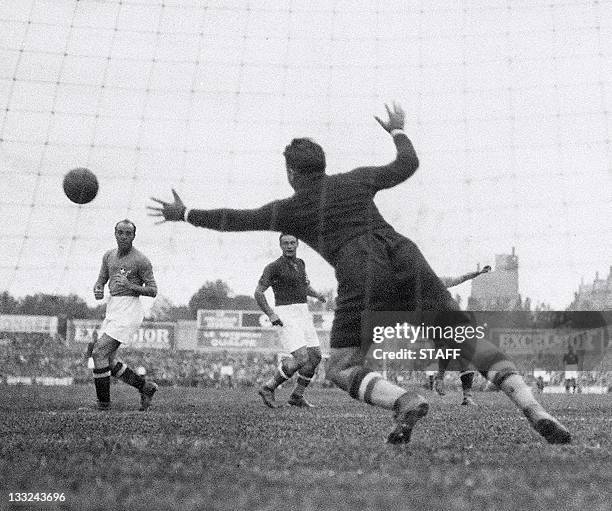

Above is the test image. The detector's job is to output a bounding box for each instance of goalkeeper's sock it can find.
[111,361,145,391]
[489,365,538,410]
[348,368,406,409]
[93,367,111,403]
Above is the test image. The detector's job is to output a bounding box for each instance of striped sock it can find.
[290,373,312,398]
[93,366,111,403]
[264,363,290,391]
[111,362,145,391]
[488,362,538,410]
[348,368,406,410]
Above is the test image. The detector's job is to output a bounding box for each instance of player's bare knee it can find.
[292,347,309,369]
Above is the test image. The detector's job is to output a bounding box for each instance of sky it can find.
[0,0,611,311]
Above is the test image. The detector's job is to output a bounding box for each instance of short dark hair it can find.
[115,219,136,235]
[279,233,297,243]
[283,138,326,174]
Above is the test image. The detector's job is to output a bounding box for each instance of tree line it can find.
[0,279,336,324]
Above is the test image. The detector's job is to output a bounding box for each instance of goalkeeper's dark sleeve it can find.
[186,201,283,232]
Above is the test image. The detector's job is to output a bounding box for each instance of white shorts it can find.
[565,370,578,380]
[100,295,144,345]
[275,303,320,353]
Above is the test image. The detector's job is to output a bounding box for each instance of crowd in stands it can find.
[1,332,610,390]
[0,333,294,387]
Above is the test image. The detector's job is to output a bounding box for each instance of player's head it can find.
[279,233,298,257]
[283,138,326,187]
[114,219,136,249]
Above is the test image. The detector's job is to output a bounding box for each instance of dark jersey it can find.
[97,247,157,297]
[185,134,418,266]
[258,256,309,306]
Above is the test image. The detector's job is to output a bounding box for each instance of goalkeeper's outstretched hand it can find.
[147,189,186,224]
[374,102,405,133]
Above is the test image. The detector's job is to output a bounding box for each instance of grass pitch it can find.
[1,385,611,511]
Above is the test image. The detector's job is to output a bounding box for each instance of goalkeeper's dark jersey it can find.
[185,134,419,266]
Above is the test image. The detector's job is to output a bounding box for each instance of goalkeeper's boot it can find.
[258,386,281,408]
[139,381,158,411]
[387,393,429,444]
[523,404,571,444]
[287,394,315,408]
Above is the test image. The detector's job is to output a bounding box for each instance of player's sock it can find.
[460,371,474,397]
[488,363,538,410]
[93,366,111,403]
[290,373,312,398]
[111,361,145,391]
[264,359,294,390]
[348,368,406,409]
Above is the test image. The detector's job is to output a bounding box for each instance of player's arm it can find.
[147,189,282,231]
[306,285,326,302]
[254,265,283,326]
[441,265,491,288]
[254,284,282,326]
[135,258,158,297]
[93,253,109,300]
[349,102,419,190]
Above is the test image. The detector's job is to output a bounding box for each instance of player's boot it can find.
[387,393,429,444]
[139,381,158,411]
[97,401,111,411]
[461,396,477,406]
[287,394,315,408]
[434,377,445,396]
[258,386,281,408]
[523,404,571,444]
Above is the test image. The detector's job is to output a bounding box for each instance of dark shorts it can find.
[330,230,464,349]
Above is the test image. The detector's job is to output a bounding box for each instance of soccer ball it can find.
[63,167,99,204]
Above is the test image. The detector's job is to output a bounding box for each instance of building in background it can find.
[567,267,612,310]
[468,247,520,311]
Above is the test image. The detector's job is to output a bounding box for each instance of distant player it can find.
[255,233,326,408]
[563,345,579,394]
[90,219,159,411]
[436,265,491,405]
[536,376,545,394]
[149,102,570,444]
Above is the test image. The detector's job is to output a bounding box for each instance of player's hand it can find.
[374,102,405,133]
[317,294,327,303]
[481,265,491,274]
[93,285,104,300]
[269,313,284,327]
[147,189,186,224]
